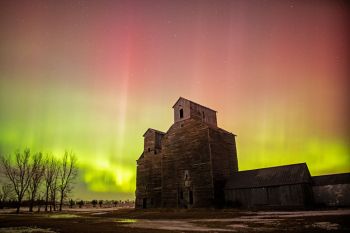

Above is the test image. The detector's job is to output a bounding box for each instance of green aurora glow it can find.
[0,1,349,200]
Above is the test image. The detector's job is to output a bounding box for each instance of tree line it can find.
[0,149,78,213]
[68,199,134,208]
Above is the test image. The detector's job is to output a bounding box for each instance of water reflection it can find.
[49,214,81,219]
[115,219,137,223]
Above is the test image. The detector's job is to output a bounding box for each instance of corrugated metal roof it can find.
[225,163,311,189]
[312,173,350,186]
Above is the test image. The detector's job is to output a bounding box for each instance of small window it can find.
[148,148,150,152]
[180,109,184,118]
[202,111,205,120]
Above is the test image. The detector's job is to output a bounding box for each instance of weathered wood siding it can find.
[135,153,162,208]
[190,102,217,126]
[136,130,163,209]
[143,130,163,154]
[173,98,191,123]
[313,184,350,207]
[161,119,215,208]
[208,128,238,206]
[225,183,312,208]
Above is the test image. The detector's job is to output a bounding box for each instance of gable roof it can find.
[143,128,165,137]
[172,97,217,112]
[312,173,350,186]
[225,163,311,189]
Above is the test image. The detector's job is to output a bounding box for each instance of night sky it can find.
[0,0,349,200]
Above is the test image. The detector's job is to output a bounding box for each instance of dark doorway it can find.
[189,191,193,205]
[180,109,184,118]
[142,198,147,209]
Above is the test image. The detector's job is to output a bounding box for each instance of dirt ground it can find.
[0,208,349,232]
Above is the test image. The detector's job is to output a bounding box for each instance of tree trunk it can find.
[59,191,64,211]
[45,186,49,212]
[53,190,57,211]
[16,198,22,214]
[53,196,56,211]
[29,188,38,212]
[29,201,34,212]
[51,194,56,211]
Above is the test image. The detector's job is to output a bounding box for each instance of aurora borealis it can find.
[0,0,349,200]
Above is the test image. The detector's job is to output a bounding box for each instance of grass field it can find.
[0,208,349,232]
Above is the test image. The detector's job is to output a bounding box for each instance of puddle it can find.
[115,218,138,223]
[90,212,108,215]
[49,214,80,219]
[0,227,57,233]
[226,224,248,228]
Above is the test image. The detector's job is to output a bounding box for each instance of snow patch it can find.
[311,222,339,230]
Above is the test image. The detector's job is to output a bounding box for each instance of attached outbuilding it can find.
[224,163,314,209]
[312,173,350,207]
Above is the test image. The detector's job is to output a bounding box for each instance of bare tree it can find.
[0,183,13,209]
[43,155,59,212]
[27,152,45,212]
[58,151,78,211]
[0,149,33,213]
[50,167,59,211]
